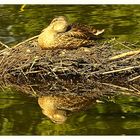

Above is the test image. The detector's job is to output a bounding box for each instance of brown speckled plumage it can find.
[38,94,96,124]
[38,16,104,50]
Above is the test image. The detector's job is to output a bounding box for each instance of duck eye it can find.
[51,18,58,23]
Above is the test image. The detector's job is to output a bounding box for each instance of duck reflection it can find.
[38,94,96,124]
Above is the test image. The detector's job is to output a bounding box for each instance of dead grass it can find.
[0,37,139,98]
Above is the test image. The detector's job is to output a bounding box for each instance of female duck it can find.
[38,16,104,50]
[38,94,95,124]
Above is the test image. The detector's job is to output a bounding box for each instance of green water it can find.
[0,5,140,135]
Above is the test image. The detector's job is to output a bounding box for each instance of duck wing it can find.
[54,33,96,49]
[65,23,104,39]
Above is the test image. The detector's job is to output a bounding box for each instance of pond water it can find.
[0,5,140,135]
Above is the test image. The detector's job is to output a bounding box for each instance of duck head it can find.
[38,96,67,124]
[48,16,69,33]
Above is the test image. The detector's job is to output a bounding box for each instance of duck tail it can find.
[94,29,105,36]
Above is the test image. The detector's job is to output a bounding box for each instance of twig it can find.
[25,70,44,74]
[0,56,5,65]
[0,41,10,49]
[128,75,140,82]
[0,35,39,55]
[20,68,30,82]
[129,85,140,93]
[29,56,39,72]
[13,35,39,48]
[109,49,140,61]
[114,39,132,50]
[102,66,140,75]
[121,52,139,62]
[29,85,37,96]
[102,83,135,92]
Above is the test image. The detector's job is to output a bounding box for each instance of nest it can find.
[0,37,140,100]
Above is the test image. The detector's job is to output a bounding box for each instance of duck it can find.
[38,16,104,50]
[38,94,96,124]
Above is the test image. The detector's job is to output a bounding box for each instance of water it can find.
[0,5,140,135]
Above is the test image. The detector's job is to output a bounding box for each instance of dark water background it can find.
[0,5,140,135]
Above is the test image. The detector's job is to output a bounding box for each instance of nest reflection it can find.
[38,94,96,124]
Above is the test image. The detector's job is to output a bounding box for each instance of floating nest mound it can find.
[0,38,140,100]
